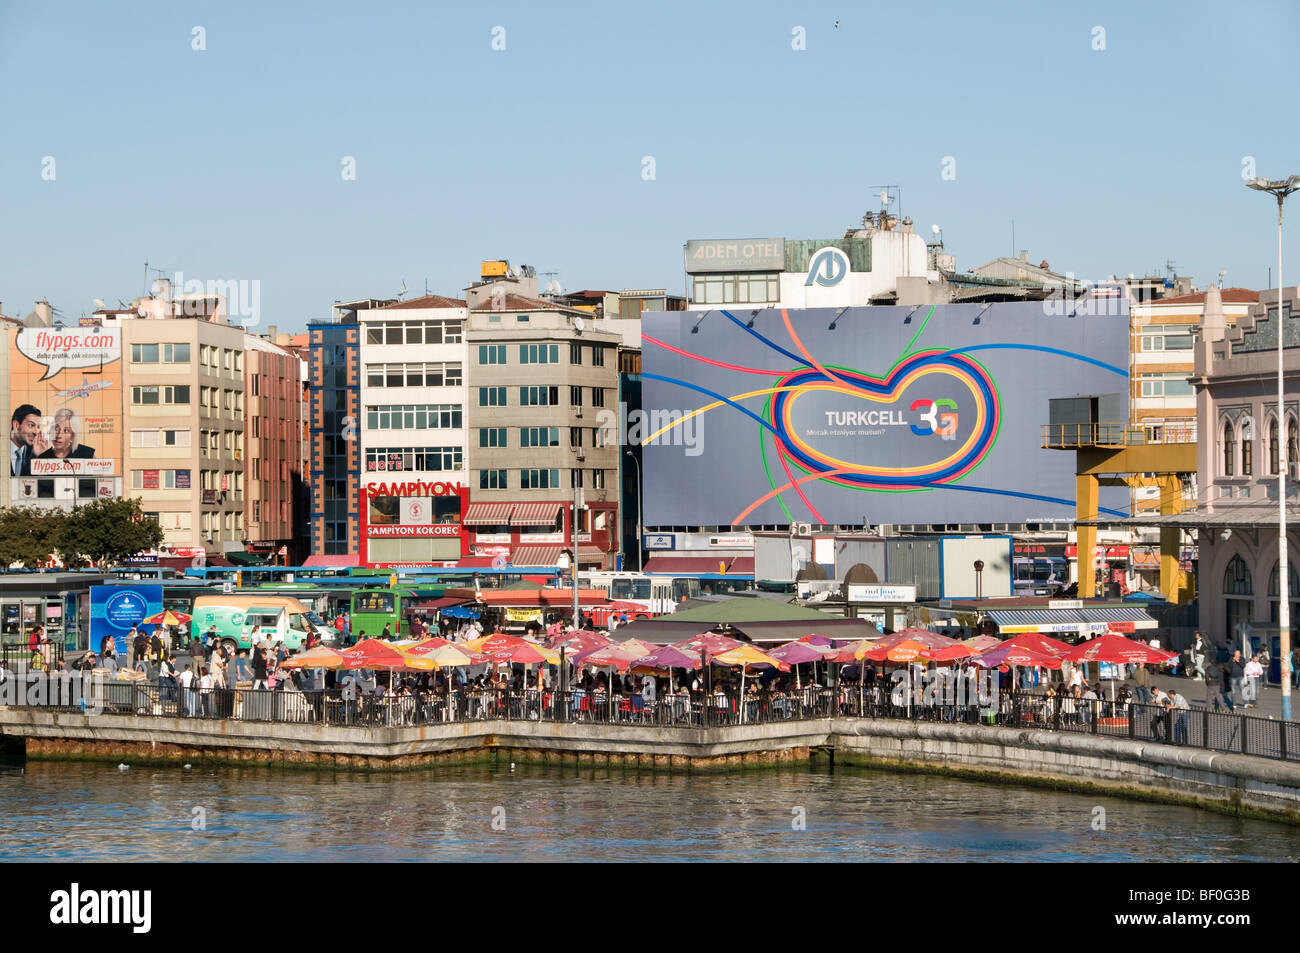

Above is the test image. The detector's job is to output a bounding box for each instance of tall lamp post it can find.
[1247,172,1300,721]
[625,450,643,571]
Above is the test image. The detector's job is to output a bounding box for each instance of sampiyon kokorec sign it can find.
[641,302,1129,526]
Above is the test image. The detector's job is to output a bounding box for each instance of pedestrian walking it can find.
[1243,654,1263,708]
[1228,650,1246,708]
[1205,653,1231,711]
[1192,632,1207,679]
[1167,689,1190,745]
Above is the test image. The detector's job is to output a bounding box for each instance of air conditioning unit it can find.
[792,521,812,536]
[575,409,584,418]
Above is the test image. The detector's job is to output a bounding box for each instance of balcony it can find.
[1041,420,1197,449]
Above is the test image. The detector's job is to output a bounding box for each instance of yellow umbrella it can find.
[710,644,789,724]
[405,643,478,669]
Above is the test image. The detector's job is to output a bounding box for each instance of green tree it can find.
[0,506,66,568]
[56,498,164,570]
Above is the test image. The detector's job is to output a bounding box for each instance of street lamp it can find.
[625,450,643,572]
[1246,172,1300,720]
[973,559,985,602]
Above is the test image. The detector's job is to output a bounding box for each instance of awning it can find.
[614,617,879,646]
[463,503,517,526]
[226,551,268,566]
[646,556,735,574]
[987,606,1158,635]
[511,545,563,566]
[303,554,360,568]
[577,545,606,561]
[511,502,562,526]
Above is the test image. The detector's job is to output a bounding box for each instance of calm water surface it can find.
[0,761,1294,862]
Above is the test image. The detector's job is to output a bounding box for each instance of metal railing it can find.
[5,677,1300,763]
[1041,421,1197,449]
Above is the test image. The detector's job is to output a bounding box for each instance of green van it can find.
[190,595,342,653]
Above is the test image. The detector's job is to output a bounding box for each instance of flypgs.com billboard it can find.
[640,302,1129,526]
[9,328,122,500]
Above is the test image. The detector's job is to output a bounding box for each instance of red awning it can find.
[577,545,606,563]
[303,554,361,567]
[645,555,734,574]
[456,556,497,568]
[511,545,563,566]
[510,502,563,526]
[463,503,517,525]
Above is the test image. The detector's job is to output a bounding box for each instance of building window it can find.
[479,345,507,365]
[570,427,583,448]
[1271,418,1280,474]
[479,428,507,448]
[1139,373,1194,397]
[519,344,559,364]
[520,427,560,448]
[571,469,583,488]
[367,362,463,387]
[570,386,583,407]
[592,470,606,489]
[131,429,160,448]
[1290,419,1298,477]
[591,388,605,408]
[1223,420,1235,477]
[479,387,507,407]
[164,342,190,362]
[132,386,159,405]
[366,404,463,430]
[131,343,159,363]
[570,342,582,365]
[591,346,605,367]
[1223,555,1253,595]
[1140,325,1197,351]
[365,446,463,471]
[520,386,558,406]
[691,272,779,305]
[365,319,463,346]
[520,468,560,489]
[479,469,508,490]
[1241,423,1252,476]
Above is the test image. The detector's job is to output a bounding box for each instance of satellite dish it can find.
[93,298,105,309]
[545,279,563,295]
[137,307,149,318]
[574,316,586,333]
[879,191,889,206]
[931,224,940,235]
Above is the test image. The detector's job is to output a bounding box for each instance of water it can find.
[0,761,1294,862]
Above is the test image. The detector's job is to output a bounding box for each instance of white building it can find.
[356,294,470,566]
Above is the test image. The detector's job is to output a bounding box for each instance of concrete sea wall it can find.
[4,709,1300,822]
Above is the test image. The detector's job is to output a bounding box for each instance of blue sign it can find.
[90,584,162,659]
[804,247,849,287]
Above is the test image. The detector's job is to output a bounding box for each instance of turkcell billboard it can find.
[641,301,1129,526]
[9,327,122,499]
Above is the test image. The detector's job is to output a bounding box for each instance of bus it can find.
[350,588,419,641]
[577,572,706,615]
[1013,557,1068,596]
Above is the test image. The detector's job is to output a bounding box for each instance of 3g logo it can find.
[909,399,959,438]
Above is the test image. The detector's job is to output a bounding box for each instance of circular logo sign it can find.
[104,591,148,629]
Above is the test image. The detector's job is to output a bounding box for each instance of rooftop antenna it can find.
[1218,269,1227,288]
[868,184,901,225]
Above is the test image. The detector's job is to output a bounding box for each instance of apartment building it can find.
[357,294,470,567]
[463,291,623,570]
[244,335,304,562]
[307,307,366,561]
[119,312,248,562]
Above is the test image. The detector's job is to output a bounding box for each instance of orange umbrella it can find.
[339,639,436,671]
[279,646,344,670]
[925,643,975,663]
[865,638,930,663]
[142,609,192,627]
[825,639,878,663]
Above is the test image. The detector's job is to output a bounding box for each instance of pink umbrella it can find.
[768,641,831,665]
[873,629,958,650]
[672,632,747,658]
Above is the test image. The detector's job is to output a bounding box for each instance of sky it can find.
[2,0,1299,332]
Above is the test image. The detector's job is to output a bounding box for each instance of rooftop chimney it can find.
[1201,282,1226,343]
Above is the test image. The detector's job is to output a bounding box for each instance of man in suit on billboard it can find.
[10,404,45,476]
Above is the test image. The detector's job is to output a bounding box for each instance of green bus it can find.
[350,588,416,641]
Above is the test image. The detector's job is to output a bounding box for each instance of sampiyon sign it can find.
[367,525,460,538]
[641,302,1129,526]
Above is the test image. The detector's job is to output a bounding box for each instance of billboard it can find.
[90,584,162,658]
[641,302,1129,526]
[9,328,121,490]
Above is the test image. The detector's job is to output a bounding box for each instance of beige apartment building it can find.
[119,316,248,560]
[464,293,623,568]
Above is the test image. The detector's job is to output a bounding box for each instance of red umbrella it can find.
[865,638,930,663]
[1060,633,1176,665]
[973,642,1062,670]
[926,643,975,663]
[1000,632,1073,656]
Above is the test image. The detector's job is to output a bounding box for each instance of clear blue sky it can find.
[3,0,1298,331]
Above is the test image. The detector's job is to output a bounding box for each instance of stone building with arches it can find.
[1190,285,1300,663]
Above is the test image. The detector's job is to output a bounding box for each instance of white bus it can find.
[578,572,701,616]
